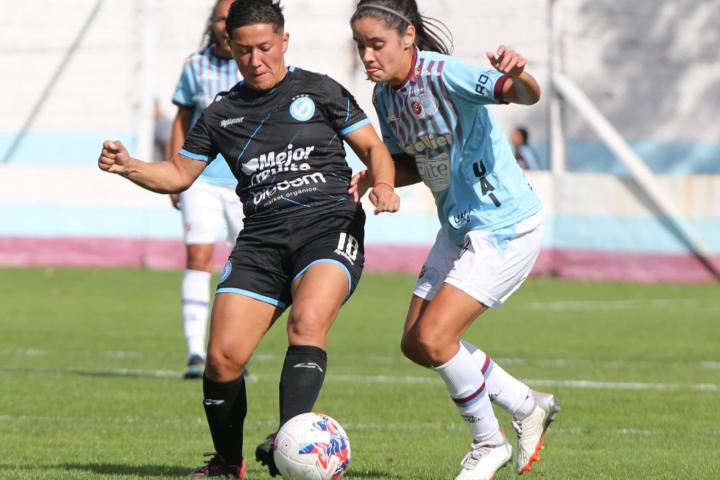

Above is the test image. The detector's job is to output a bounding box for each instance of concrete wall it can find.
[1,0,718,282]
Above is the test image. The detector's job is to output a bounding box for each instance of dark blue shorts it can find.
[216,204,365,309]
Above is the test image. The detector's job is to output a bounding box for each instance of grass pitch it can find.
[1,268,718,479]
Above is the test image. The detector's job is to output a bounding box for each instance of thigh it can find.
[180,181,225,245]
[208,292,283,381]
[286,263,349,348]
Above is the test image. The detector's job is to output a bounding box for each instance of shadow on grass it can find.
[0,366,179,379]
[344,469,396,479]
[61,462,189,477]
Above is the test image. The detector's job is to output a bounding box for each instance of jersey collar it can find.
[393,48,419,91]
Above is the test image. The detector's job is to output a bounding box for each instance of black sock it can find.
[203,374,247,465]
[279,345,327,427]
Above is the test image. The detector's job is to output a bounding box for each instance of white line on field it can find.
[4,349,716,373]
[12,367,712,393]
[526,298,720,311]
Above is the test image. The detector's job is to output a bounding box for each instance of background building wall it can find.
[1,0,718,281]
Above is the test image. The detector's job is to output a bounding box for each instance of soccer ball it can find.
[273,412,351,480]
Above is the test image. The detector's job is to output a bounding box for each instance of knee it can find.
[186,246,214,271]
[415,324,456,366]
[205,343,246,381]
[400,332,430,367]
[287,309,329,344]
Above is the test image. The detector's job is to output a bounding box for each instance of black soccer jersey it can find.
[180,66,371,222]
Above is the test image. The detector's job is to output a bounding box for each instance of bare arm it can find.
[167,106,193,207]
[349,153,422,201]
[344,124,400,214]
[98,140,205,194]
[392,153,422,187]
[487,45,541,105]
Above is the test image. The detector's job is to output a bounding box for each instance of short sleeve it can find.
[441,57,509,106]
[179,111,218,163]
[172,57,197,108]
[318,75,371,136]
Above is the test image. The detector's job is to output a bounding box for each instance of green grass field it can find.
[1,268,719,479]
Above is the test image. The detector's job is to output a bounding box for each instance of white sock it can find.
[433,343,502,443]
[462,340,535,419]
[182,269,212,358]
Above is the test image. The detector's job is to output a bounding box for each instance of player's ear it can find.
[402,25,416,49]
[281,32,289,54]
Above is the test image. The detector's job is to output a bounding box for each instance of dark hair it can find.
[516,127,529,144]
[351,0,453,55]
[226,0,284,38]
[200,0,225,49]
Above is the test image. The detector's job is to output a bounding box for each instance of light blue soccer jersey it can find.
[373,50,542,246]
[173,48,241,186]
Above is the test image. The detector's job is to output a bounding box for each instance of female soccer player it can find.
[169,0,245,380]
[99,0,400,478]
[349,2,559,479]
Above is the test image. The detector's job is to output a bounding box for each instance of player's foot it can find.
[454,434,512,480]
[513,391,560,474]
[255,432,279,477]
[187,453,246,479]
[184,354,205,379]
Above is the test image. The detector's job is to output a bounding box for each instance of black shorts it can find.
[216,204,366,309]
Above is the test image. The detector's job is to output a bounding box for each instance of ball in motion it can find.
[273,412,351,480]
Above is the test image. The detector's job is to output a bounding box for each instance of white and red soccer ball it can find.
[273,412,351,480]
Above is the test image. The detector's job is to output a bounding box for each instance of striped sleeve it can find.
[440,56,508,106]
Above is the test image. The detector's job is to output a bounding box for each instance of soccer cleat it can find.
[513,390,560,474]
[454,434,512,480]
[184,354,205,379]
[187,453,246,479]
[255,432,280,477]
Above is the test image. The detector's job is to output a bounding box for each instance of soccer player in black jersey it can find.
[98,0,400,478]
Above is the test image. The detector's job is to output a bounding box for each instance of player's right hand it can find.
[98,140,132,175]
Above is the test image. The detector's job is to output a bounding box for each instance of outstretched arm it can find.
[344,124,401,214]
[98,140,205,194]
[487,45,541,105]
[167,106,194,207]
[349,153,421,202]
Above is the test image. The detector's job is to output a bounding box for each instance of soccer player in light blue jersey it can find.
[169,0,245,379]
[350,1,559,478]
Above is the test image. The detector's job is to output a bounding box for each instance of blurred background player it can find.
[350,1,559,479]
[511,126,541,170]
[169,0,244,379]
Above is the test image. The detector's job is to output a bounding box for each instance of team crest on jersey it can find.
[289,95,316,122]
[407,92,438,119]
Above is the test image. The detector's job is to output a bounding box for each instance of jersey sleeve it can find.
[179,111,218,163]
[441,57,509,106]
[318,75,371,136]
[372,90,403,155]
[172,56,197,108]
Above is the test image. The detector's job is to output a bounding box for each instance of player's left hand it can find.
[487,45,527,77]
[369,183,400,215]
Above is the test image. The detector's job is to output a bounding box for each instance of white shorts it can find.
[179,180,244,245]
[413,212,544,308]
